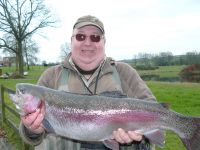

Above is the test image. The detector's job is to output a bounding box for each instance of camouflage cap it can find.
[73,15,105,34]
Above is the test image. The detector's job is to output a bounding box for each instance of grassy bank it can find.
[0,66,200,150]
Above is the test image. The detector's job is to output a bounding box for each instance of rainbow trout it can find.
[10,83,200,150]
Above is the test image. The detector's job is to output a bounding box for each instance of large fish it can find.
[9,83,200,150]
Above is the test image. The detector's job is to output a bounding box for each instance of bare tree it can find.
[23,38,39,70]
[0,0,56,76]
[60,42,71,61]
[2,34,18,67]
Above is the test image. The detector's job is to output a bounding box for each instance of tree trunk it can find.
[15,54,19,71]
[18,41,24,76]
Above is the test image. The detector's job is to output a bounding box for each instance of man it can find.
[19,15,156,150]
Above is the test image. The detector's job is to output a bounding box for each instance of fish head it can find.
[9,83,42,116]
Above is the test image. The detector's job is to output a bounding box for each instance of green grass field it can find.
[147,81,200,150]
[0,65,200,150]
[138,65,185,78]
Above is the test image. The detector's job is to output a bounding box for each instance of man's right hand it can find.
[21,101,45,134]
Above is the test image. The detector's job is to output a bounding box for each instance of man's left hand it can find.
[113,128,143,144]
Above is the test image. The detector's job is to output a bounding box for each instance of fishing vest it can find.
[36,64,154,150]
[57,63,122,94]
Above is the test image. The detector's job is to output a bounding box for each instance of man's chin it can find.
[78,61,98,71]
[80,58,96,64]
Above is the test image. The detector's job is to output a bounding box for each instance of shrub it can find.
[135,65,159,70]
[179,64,200,82]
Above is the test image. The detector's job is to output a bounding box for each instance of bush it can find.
[135,65,159,70]
[179,64,200,82]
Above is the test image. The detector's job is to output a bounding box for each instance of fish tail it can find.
[181,117,200,150]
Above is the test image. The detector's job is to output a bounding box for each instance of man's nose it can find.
[84,36,92,45]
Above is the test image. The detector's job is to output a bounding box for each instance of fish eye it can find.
[19,88,26,94]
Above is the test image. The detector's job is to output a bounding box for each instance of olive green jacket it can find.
[19,54,156,150]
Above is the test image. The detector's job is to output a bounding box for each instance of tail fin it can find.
[181,117,200,150]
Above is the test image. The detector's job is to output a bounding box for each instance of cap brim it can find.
[74,22,104,34]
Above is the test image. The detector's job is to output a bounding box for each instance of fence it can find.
[0,84,33,150]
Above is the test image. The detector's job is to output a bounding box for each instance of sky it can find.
[1,0,200,63]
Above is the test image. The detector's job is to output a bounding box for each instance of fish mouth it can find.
[10,89,24,108]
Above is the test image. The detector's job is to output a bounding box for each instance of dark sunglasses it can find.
[73,34,103,42]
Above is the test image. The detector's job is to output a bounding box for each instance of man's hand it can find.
[21,101,45,134]
[113,128,143,144]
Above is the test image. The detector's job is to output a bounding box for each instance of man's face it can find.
[71,25,105,71]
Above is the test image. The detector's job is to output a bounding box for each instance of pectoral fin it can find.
[144,129,165,147]
[103,139,119,150]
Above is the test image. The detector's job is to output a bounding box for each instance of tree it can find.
[137,52,152,66]
[0,0,56,76]
[185,51,200,65]
[132,54,137,66]
[2,33,39,70]
[153,52,173,66]
[23,38,39,70]
[60,42,71,61]
[2,34,18,67]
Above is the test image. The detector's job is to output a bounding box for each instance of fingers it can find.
[21,108,41,126]
[21,103,45,134]
[128,131,143,141]
[113,128,131,144]
[40,101,45,115]
[29,109,44,130]
[113,128,143,144]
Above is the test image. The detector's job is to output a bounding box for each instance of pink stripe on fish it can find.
[47,106,158,124]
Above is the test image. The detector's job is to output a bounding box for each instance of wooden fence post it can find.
[0,84,6,126]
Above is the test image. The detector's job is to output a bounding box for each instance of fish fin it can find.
[42,118,55,133]
[99,91,127,98]
[181,118,200,150]
[103,139,119,150]
[160,102,170,109]
[144,129,165,147]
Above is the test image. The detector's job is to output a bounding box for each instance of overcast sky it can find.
[2,0,200,63]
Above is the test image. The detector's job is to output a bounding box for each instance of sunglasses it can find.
[73,34,103,42]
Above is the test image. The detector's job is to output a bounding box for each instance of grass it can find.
[147,81,200,116]
[0,65,200,150]
[147,81,200,150]
[138,65,185,77]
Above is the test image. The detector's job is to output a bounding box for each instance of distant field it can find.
[0,66,47,88]
[0,65,200,150]
[138,65,185,78]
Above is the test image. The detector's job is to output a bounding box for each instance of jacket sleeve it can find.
[18,66,61,145]
[19,122,45,145]
[116,62,156,101]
